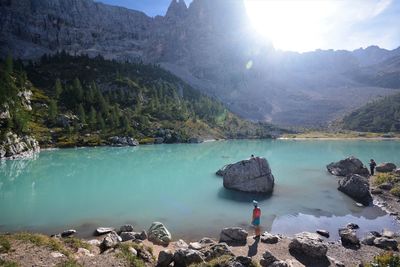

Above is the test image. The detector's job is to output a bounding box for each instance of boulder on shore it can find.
[173,249,205,266]
[219,227,248,244]
[220,157,275,193]
[288,232,328,258]
[148,222,172,246]
[327,156,369,177]
[338,228,360,247]
[376,163,397,173]
[338,174,373,206]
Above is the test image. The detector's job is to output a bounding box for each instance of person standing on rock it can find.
[369,159,377,176]
[252,200,261,239]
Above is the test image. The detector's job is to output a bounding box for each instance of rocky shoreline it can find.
[1,219,399,267]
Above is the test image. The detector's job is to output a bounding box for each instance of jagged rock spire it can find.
[165,0,188,19]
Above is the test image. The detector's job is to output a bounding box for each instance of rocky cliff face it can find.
[1,0,399,126]
[0,0,151,60]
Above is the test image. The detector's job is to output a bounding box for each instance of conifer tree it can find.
[78,104,86,124]
[55,79,63,99]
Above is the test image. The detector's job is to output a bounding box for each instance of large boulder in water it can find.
[338,174,373,206]
[327,156,369,177]
[221,157,274,193]
[376,163,397,173]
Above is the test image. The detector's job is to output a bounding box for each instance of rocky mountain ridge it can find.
[1,0,400,127]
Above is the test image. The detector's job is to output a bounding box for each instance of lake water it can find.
[0,139,399,240]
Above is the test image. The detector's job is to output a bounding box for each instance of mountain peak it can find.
[165,0,188,19]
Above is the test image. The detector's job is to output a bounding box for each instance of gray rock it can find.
[378,182,393,190]
[382,229,396,239]
[173,249,205,267]
[101,231,121,250]
[188,137,203,143]
[346,223,360,230]
[157,249,174,267]
[216,164,231,177]
[235,256,252,266]
[120,224,134,232]
[373,237,398,250]
[260,250,278,266]
[376,163,397,173]
[120,232,136,242]
[148,222,172,245]
[137,247,154,263]
[202,243,234,261]
[175,239,189,249]
[109,136,138,147]
[361,234,376,246]
[128,247,137,257]
[316,230,330,238]
[61,229,76,238]
[394,168,400,175]
[371,188,383,195]
[338,174,373,206]
[288,232,328,258]
[154,137,164,144]
[87,239,102,246]
[221,157,275,193]
[137,230,147,240]
[198,237,216,246]
[327,157,369,177]
[220,227,248,244]
[339,228,360,247]
[95,227,115,235]
[189,242,202,250]
[0,132,40,159]
[260,232,279,244]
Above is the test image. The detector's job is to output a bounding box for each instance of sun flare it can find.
[244,0,336,52]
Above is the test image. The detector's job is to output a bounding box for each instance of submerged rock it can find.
[338,174,372,206]
[219,227,248,244]
[327,156,369,177]
[288,232,328,258]
[376,163,397,173]
[148,222,172,245]
[220,157,275,193]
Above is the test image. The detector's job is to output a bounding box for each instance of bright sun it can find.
[244,0,336,52]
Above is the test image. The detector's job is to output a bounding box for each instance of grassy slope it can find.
[339,93,400,133]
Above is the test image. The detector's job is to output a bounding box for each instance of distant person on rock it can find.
[252,200,261,239]
[369,159,377,176]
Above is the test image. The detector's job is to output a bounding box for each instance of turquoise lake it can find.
[1,140,400,240]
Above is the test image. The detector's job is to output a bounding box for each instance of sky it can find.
[96,0,400,52]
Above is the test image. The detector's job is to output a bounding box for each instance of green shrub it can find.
[13,233,69,256]
[0,235,11,253]
[117,243,146,267]
[138,137,155,145]
[390,187,400,197]
[366,252,400,267]
[55,259,83,267]
[373,173,397,186]
[0,259,19,267]
[62,237,90,251]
